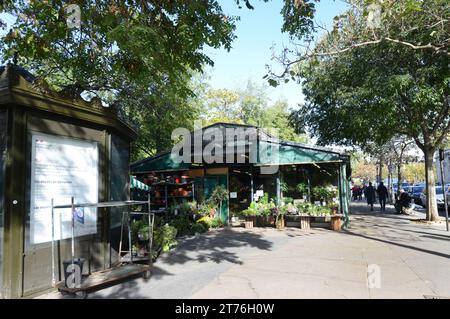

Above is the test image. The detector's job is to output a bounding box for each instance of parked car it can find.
[420,186,446,209]
[447,187,450,209]
[393,182,411,194]
[410,185,425,205]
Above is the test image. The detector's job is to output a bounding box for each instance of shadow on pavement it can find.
[159,228,273,266]
[342,230,450,260]
[345,202,450,260]
[88,228,273,299]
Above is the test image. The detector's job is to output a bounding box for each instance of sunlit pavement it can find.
[38,202,450,299]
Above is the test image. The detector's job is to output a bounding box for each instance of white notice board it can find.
[30,133,99,244]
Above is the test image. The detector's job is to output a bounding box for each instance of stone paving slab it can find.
[37,202,450,299]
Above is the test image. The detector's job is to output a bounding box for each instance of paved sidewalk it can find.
[38,202,450,299]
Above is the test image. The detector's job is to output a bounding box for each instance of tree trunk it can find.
[388,169,394,204]
[397,164,402,199]
[424,149,439,221]
[378,158,383,184]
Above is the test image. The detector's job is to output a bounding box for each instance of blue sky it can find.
[205,0,349,109]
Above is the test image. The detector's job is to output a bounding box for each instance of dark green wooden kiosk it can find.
[131,123,351,226]
[0,63,136,298]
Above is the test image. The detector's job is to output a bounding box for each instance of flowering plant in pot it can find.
[283,203,298,215]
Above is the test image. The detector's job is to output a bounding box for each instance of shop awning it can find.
[130,123,350,174]
[130,176,150,190]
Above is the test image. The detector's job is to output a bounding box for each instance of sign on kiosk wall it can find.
[30,133,99,244]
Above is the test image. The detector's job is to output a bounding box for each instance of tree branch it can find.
[273,37,449,79]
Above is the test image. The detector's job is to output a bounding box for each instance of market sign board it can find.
[30,133,98,244]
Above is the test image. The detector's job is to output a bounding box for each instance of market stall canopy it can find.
[130,123,350,175]
[130,176,150,191]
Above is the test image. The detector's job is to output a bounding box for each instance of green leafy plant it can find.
[209,217,224,228]
[153,223,178,256]
[296,202,313,215]
[197,202,216,217]
[296,183,309,197]
[169,215,191,236]
[280,181,289,193]
[206,185,228,218]
[312,184,338,203]
[190,222,208,234]
[240,201,259,217]
[259,193,269,204]
[178,200,191,214]
[258,200,276,216]
[196,216,224,229]
[311,186,328,202]
[307,205,333,216]
[208,185,228,205]
[131,219,150,244]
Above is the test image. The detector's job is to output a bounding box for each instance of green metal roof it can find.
[131,151,190,173]
[130,123,349,174]
[257,141,342,165]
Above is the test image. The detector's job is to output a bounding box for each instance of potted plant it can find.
[312,186,328,206]
[208,185,228,219]
[296,182,309,200]
[283,203,301,227]
[307,205,332,227]
[130,219,150,257]
[256,201,275,227]
[327,202,339,215]
[240,202,258,228]
[280,181,289,202]
[197,202,215,218]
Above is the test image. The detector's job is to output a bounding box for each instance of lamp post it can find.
[438,149,449,232]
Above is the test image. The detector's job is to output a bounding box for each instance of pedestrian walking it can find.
[376,182,389,212]
[352,185,360,201]
[364,182,376,211]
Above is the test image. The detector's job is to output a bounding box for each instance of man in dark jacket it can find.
[364,182,376,211]
[376,182,389,212]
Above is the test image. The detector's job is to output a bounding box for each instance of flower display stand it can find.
[330,214,343,231]
[299,215,311,229]
[244,216,256,228]
[244,221,254,228]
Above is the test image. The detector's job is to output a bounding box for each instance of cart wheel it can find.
[143,270,151,279]
[75,291,88,299]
